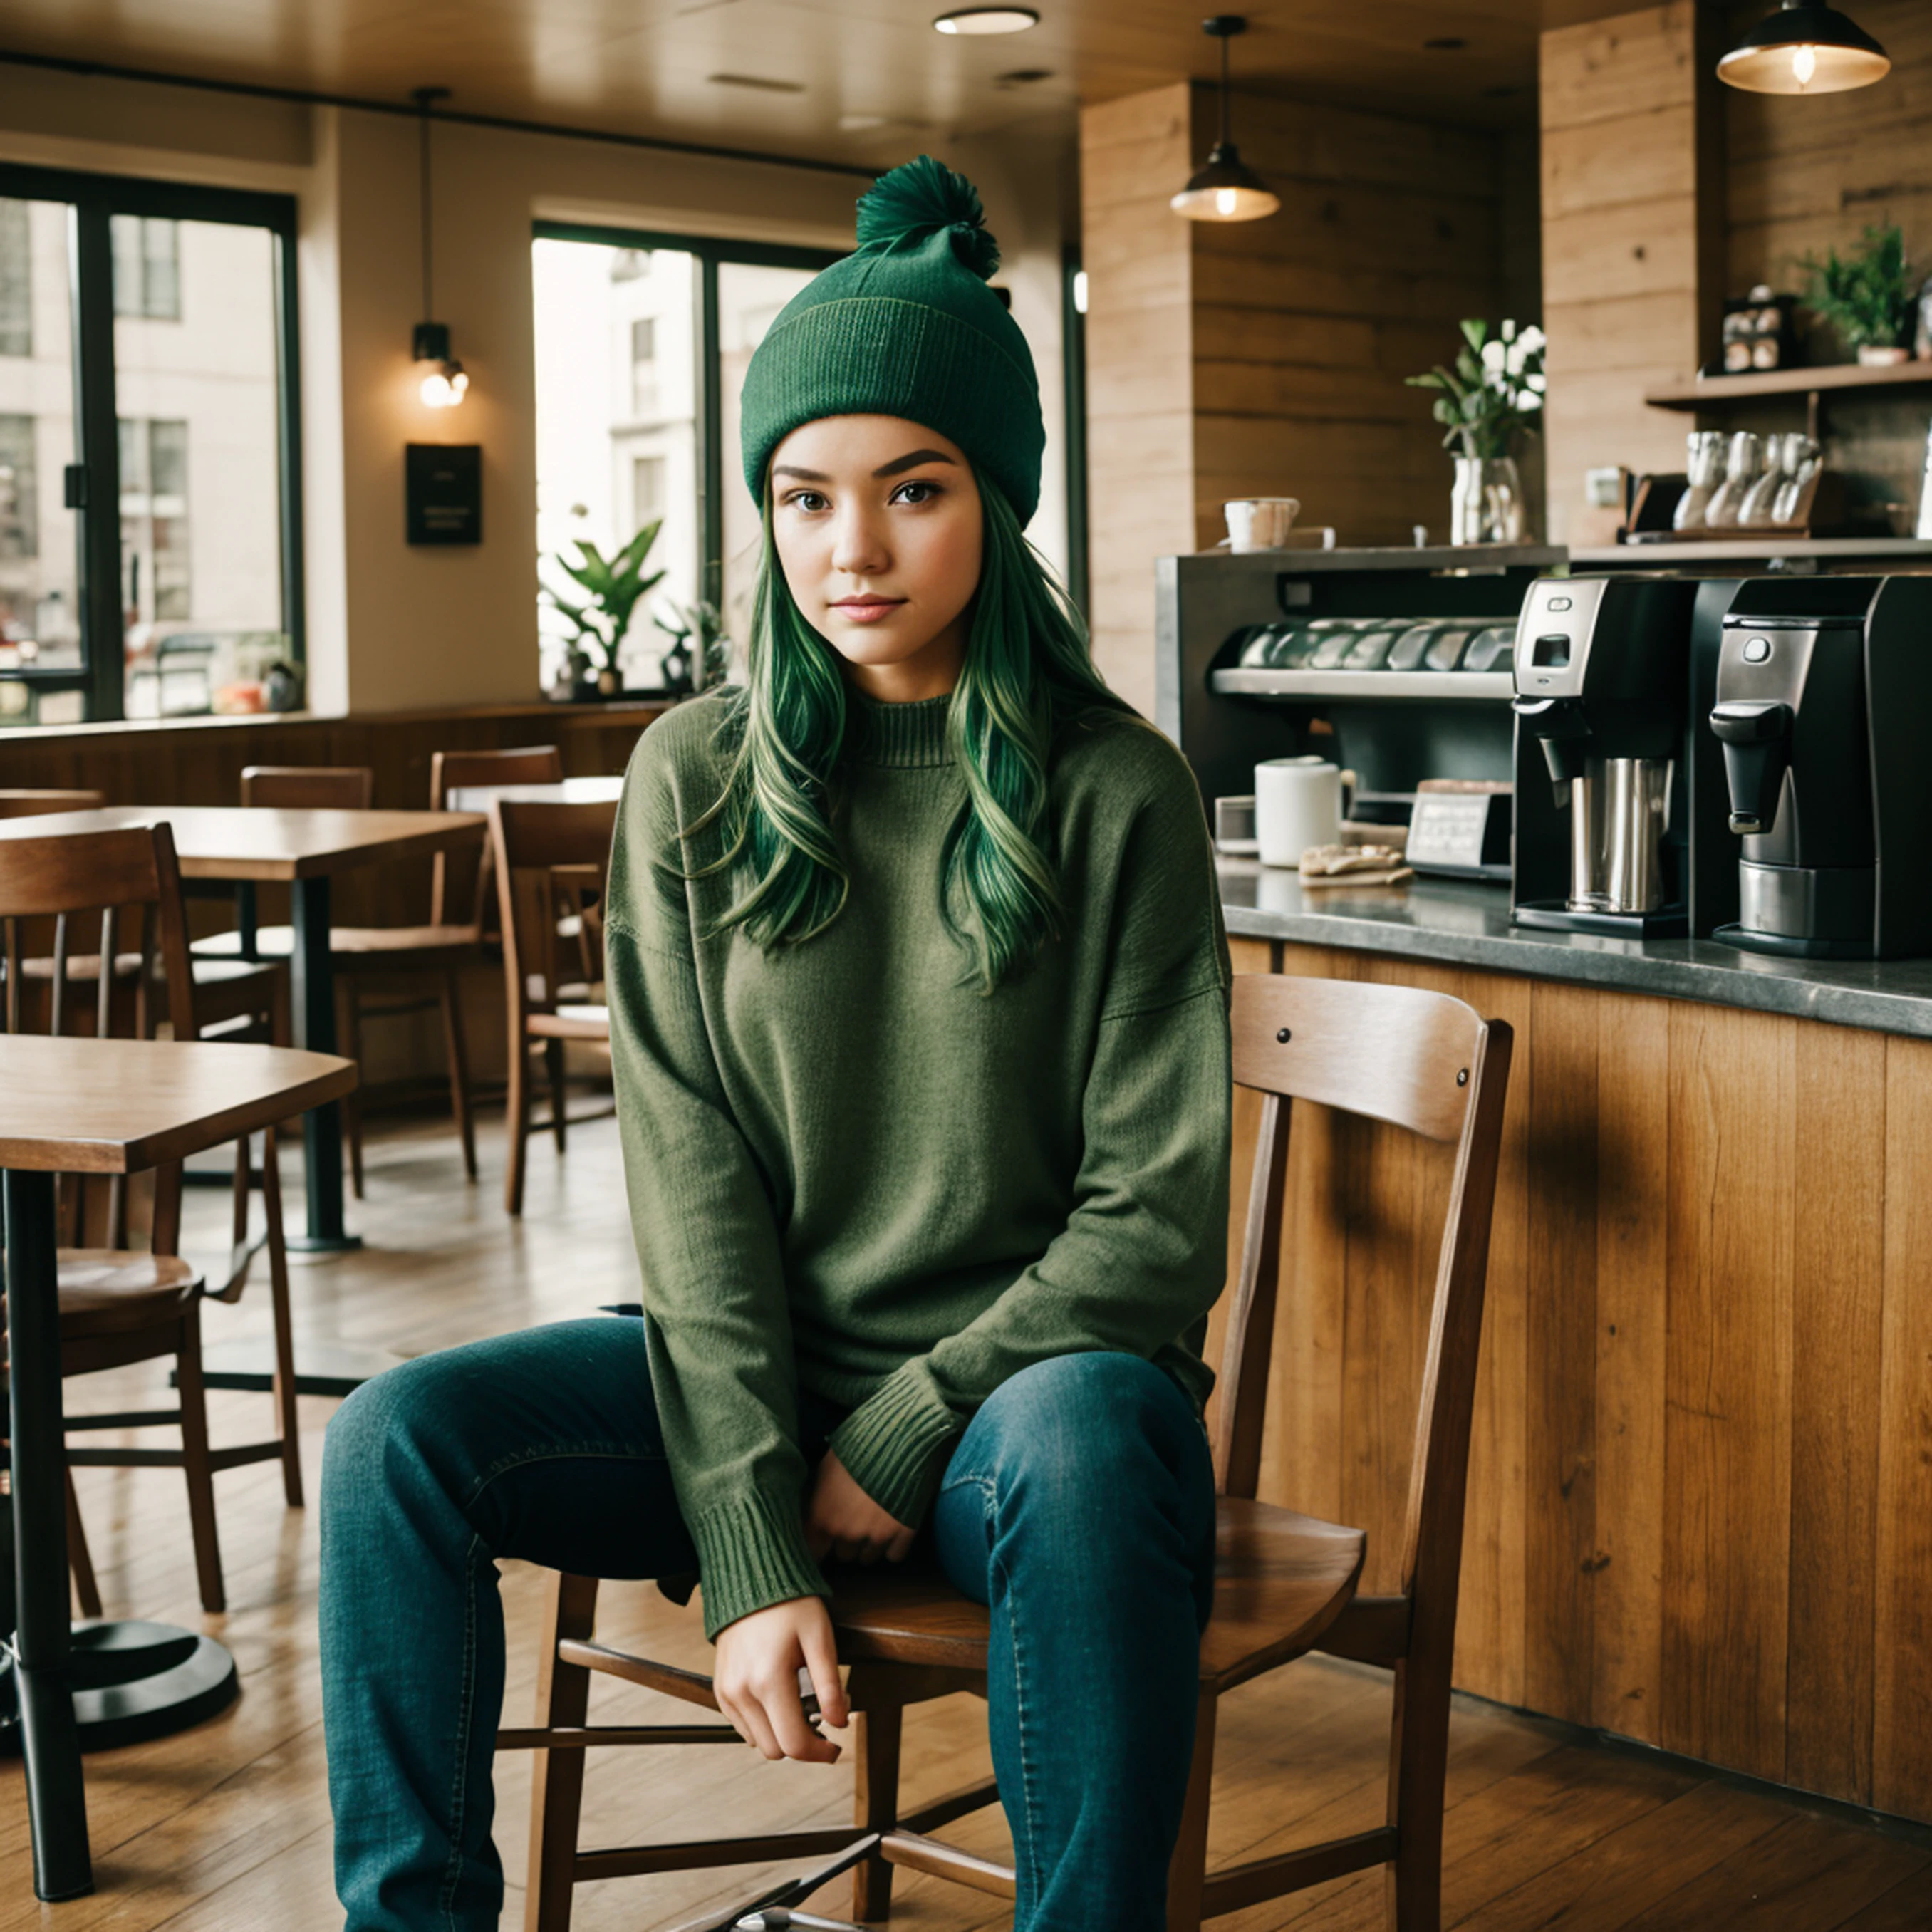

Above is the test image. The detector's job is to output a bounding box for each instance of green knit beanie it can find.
[739,156,1044,526]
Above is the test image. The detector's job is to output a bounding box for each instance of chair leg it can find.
[175,1306,226,1615]
[851,1700,905,1923]
[441,968,478,1182]
[262,1123,303,1510]
[506,1036,530,1216]
[524,1572,601,1932]
[545,1037,568,1153]
[1386,1654,1450,1932]
[1163,1686,1218,1932]
[340,981,365,1200]
[66,1472,103,1621]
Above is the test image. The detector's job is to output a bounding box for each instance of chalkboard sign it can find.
[406,443,482,545]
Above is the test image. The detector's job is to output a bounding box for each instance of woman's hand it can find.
[713,1596,848,1763]
[805,1449,917,1566]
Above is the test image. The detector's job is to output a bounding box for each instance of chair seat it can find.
[195,923,477,968]
[528,1003,609,1040]
[824,1495,1366,1686]
[55,1249,204,1336]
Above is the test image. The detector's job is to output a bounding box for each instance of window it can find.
[0,167,301,724]
[111,214,181,320]
[533,224,837,696]
[0,199,29,358]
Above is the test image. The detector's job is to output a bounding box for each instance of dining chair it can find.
[489,796,616,1217]
[0,789,108,819]
[503,972,1514,1932]
[0,821,305,1617]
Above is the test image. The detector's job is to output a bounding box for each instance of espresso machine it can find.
[1510,574,1738,938]
[1708,575,1932,960]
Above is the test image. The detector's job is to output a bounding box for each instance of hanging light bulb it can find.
[1718,1,1889,94]
[410,86,470,405]
[1171,17,1279,224]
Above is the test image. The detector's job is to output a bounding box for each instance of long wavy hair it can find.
[670,472,1134,994]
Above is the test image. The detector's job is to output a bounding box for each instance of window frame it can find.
[0,163,303,723]
[533,221,840,616]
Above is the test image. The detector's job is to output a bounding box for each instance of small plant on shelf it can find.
[541,519,665,696]
[1405,319,1546,544]
[650,598,732,695]
[1797,223,1916,363]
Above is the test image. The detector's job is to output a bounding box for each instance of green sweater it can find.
[603,682,1233,1641]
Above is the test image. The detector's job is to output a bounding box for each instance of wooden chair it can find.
[489,797,616,1217]
[0,822,304,1617]
[504,972,1514,1932]
[0,789,108,819]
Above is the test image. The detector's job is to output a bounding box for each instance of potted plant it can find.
[649,598,732,695]
[1798,223,1916,365]
[541,519,665,700]
[1406,319,1546,544]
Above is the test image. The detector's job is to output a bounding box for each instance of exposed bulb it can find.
[419,363,469,408]
[1215,187,1239,217]
[1792,43,1817,86]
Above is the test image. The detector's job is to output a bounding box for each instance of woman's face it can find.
[767,414,983,703]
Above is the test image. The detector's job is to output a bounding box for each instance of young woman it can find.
[319,157,1232,1932]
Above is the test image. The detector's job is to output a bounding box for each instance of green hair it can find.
[671,474,1133,993]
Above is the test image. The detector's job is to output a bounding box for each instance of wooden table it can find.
[0,1036,356,1902]
[0,806,484,1248]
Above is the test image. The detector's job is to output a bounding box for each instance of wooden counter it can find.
[1203,930,1932,1828]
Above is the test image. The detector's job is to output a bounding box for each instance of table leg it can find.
[289,876,359,1252]
[3,1169,94,1901]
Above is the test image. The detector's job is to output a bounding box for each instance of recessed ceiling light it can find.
[706,72,806,93]
[933,8,1041,35]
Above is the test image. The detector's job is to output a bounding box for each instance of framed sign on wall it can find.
[405,443,482,545]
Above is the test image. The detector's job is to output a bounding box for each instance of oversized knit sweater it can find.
[603,680,1233,1641]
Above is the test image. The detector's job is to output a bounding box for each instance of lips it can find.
[830,597,905,625]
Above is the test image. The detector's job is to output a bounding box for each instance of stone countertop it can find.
[1218,860,1932,1040]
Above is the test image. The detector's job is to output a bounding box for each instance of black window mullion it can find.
[70,199,123,724]
[274,228,306,672]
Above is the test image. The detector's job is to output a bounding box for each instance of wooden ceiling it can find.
[2,0,1656,161]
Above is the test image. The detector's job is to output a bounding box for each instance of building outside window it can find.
[633,453,666,528]
[120,417,193,625]
[0,198,30,357]
[111,214,182,321]
[630,316,659,419]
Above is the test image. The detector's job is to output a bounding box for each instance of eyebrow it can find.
[770,448,957,485]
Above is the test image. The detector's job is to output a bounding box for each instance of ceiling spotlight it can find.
[1171,16,1279,224]
[933,9,1040,34]
[1718,0,1889,93]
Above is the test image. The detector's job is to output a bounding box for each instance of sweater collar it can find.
[847,686,954,768]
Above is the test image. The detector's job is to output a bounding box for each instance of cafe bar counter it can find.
[1207,862,1932,1829]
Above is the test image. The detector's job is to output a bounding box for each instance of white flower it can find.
[1505,339,1527,376]
[1502,318,1517,341]
[1520,389,1543,411]
[1527,371,1547,392]
[1518,324,1546,355]
[1481,338,1507,375]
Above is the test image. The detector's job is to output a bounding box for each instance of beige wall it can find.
[0,74,1074,715]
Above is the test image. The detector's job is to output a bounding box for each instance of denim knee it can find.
[321,1352,460,1507]
[972,1351,1201,1497]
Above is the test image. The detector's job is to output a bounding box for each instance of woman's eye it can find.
[786,490,829,513]
[892,479,942,506]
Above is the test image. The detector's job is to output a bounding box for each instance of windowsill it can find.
[0,694,680,743]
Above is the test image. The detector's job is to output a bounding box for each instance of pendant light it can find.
[1171,16,1279,224]
[1718,1,1889,94]
[412,86,469,408]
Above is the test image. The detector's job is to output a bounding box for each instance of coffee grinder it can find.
[1511,574,1738,938]
[1708,574,1932,960]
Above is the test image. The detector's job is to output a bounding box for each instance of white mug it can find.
[1255,756,1341,867]
[1225,497,1300,551]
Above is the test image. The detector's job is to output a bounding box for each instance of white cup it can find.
[1255,756,1341,867]
[1225,497,1301,551]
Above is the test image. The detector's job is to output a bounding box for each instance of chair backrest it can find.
[241,764,374,810]
[429,745,564,934]
[490,798,618,1027]
[0,789,108,819]
[0,823,201,1250]
[1214,973,1513,1626]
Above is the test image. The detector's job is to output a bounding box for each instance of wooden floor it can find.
[6,1101,1930,1931]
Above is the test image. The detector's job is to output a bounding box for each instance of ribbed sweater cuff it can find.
[689,1488,831,1643]
[826,1361,963,1531]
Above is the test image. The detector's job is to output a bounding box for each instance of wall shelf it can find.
[1645,360,1932,412]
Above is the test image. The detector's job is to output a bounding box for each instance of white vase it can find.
[1450,455,1527,545]
[1857,343,1911,367]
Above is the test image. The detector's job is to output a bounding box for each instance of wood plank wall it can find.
[1539,2,1725,546]
[1079,83,1513,717]
[1205,935,1932,1826]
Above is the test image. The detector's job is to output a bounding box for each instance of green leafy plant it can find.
[542,520,665,682]
[650,597,732,692]
[1406,318,1546,459]
[1797,223,1914,354]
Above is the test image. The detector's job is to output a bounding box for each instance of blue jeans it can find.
[319,1319,1218,1931]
